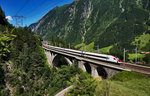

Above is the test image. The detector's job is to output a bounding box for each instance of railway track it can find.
[43,45,150,75]
[124,63,150,75]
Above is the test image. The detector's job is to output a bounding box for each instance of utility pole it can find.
[135,47,137,64]
[69,43,70,49]
[84,46,86,52]
[123,48,128,63]
[97,45,99,53]
[13,15,25,27]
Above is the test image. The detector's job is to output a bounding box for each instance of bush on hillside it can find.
[67,72,97,96]
[110,71,147,82]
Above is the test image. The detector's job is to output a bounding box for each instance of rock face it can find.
[29,0,150,48]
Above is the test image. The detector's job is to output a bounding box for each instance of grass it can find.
[128,53,145,60]
[100,45,113,53]
[80,42,95,52]
[74,43,85,49]
[75,42,96,52]
[108,79,150,96]
[110,71,147,81]
[95,71,150,96]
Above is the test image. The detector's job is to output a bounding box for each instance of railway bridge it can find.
[43,45,150,78]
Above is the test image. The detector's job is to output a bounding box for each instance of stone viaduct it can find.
[43,45,130,79]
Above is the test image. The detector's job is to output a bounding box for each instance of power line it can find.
[25,0,66,26]
[19,0,65,25]
[27,0,66,19]
[16,0,31,14]
[29,0,49,13]
[22,0,49,16]
[42,0,66,12]
[14,0,47,26]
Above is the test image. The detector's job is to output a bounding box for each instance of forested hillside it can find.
[29,0,150,64]
[0,7,81,96]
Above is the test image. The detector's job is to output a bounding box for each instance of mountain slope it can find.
[29,0,150,50]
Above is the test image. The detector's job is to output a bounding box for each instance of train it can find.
[43,44,122,64]
[83,51,122,64]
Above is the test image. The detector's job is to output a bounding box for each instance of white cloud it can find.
[6,16,13,21]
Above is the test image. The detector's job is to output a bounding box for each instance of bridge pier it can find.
[64,57,73,65]
[50,53,57,66]
[45,50,57,67]
[90,64,99,77]
[45,50,51,66]
[78,61,86,72]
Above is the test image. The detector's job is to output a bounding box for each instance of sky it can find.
[0,0,74,27]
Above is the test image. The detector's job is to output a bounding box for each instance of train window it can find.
[106,57,110,59]
[113,58,116,60]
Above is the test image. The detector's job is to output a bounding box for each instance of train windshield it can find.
[116,57,122,62]
[116,57,120,60]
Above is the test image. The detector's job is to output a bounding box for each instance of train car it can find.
[43,45,122,64]
[84,51,122,64]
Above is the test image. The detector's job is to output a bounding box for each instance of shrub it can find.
[67,72,97,96]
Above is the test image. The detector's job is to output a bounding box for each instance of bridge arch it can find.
[84,63,91,74]
[44,47,122,78]
[97,66,108,79]
[53,55,69,68]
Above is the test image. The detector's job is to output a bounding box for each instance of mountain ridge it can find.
[29,0,150,51]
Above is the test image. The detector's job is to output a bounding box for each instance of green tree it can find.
[67,72,97,96]
[51,65,81,89]
[0,28,16,60]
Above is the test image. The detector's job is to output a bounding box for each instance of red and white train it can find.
[43,44,122,64]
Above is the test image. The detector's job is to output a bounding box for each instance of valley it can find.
[0,0,150,96]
